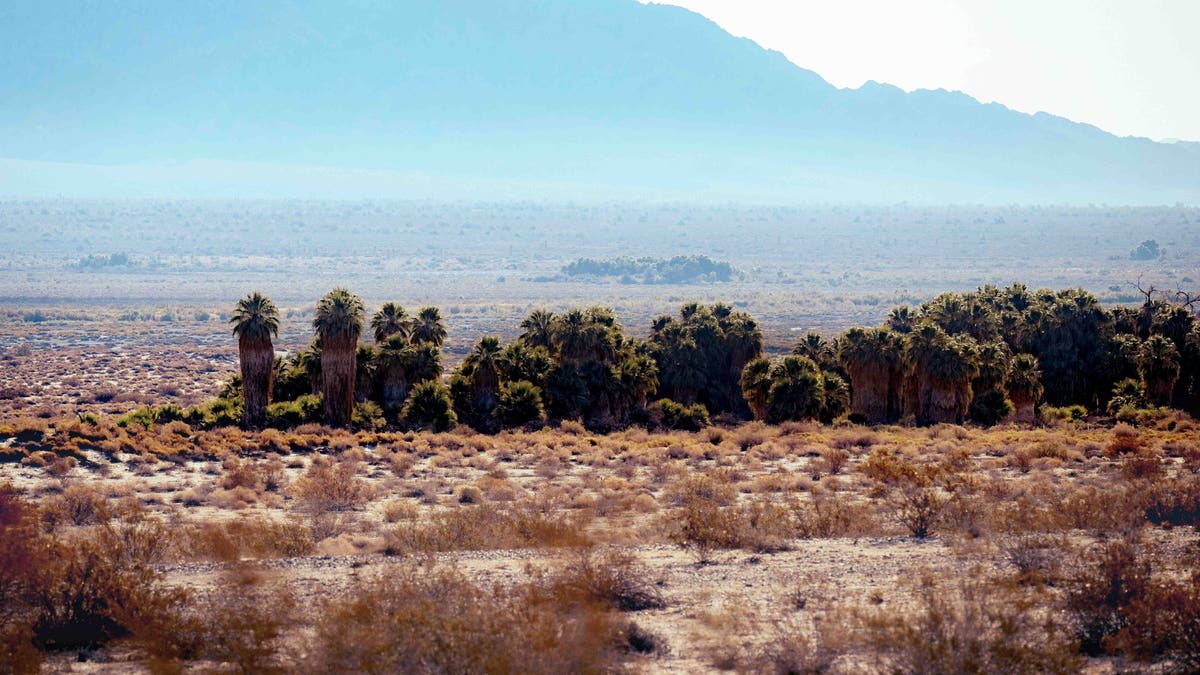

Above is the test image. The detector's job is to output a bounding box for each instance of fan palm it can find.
[230,292,280,428]
[1138,335,1180,405]
[465,336,504,410]
[313,288,365,427]
[765,356,826,423]
[519,309,556,351]
[906,324,978,425]
[377,334,413,414]
[838,327,904,424]
[410,306,447,347]
[1006,353,1042,423]
[370,302,410,343]
[739,357,773,421]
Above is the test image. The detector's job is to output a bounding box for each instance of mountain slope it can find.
[1,0,1196,202]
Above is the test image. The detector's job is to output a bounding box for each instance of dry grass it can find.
[4,411,1200,671]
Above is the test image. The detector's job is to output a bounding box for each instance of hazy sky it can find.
[643,0,1200,142]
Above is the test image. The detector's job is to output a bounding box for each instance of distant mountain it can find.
[1,0,1196,203]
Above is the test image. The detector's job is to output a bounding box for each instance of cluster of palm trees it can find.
[450,307,659,432]
[231,289,447,429]
[230,283,1199,431]
[818,284,1198,425]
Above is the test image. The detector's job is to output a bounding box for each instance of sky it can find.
[643,0,1200,142]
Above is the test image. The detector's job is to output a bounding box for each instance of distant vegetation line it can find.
[561,255,735,284]
[115,281,1200,435]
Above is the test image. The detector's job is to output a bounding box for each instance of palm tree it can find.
[906,324,979,425]
[230,292,280,428]
[616,352,659,418]
[886,306,917,334]
[313,288,365,427]
[1006,353,1042,423]
[465,335,504,416]
[519,309,556,351]
[402,381,456,432]
[1138,335,1180,406]
[838,327,904,424]
[499,343,553,389]
[552,309,591,364]
[376,334,413,414]
[739,357,773,421]
[405,342,443,385]
[765,356,826,423]
[410,306,447,347]
[370,302,410,343]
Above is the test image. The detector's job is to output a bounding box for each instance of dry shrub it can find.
[45,455,77,477]
[793,489,872,538]
[0,486,188,659]
[737,616,839,675]
[546,550,666,612]
[829,430,878,450]
[1120,448,1164,481]
[864,571,1081,674]
[178,517,316,561]
[381,499,419,523]
[818,447,849,475]
[1107,423,1144,456]
[666,491,745,562]
[220,456,264,491]
[304,565,627,673]
[891,482,946,539]
[998,533,1065,586]
[1065,535,1200,668]
[182,569,295,674]
[735,424,768,452]
[384,502,590,554]
[1140,475,1200,528]
[665,473,738,507]
[41,484,111,528]
[858,447,922,486]
[127,565,297,673]
[291,456,372,512]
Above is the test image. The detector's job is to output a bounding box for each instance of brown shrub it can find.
[859,447,923,486]
[41,484,111,528]
[1140,475,1200,529]
[1107,423,1144,456]
[1120,448,1165,481]
[0,493,188,656]
[384,502,590,554]
[303,565,626,673]
[546,550,666,612]
[864,571,1081,674]
[793,489,873,538]
[818,447,850,475]
[291,457,372,513]
[177,517,316,561]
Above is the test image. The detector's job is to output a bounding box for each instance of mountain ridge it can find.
[1,0,1196,203]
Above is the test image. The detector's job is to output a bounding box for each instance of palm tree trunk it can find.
[847,363,889,423]
[322,337,356,427]
[1010,395,1036,424]
[239,335,273,428]
[381,365,408,413]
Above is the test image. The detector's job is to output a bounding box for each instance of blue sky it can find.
[645,0,1200,142]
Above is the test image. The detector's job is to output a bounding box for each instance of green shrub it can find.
[402,381,457,432]
[264,394,322,429]
[968,389,1014,426]
[1041,404,1088,424]
[182,398,242,429]
[496,380,546,429]
[650,399,710,431]
[352,401,386,431]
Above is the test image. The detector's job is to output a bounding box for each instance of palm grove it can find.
[183,284,1200,435]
